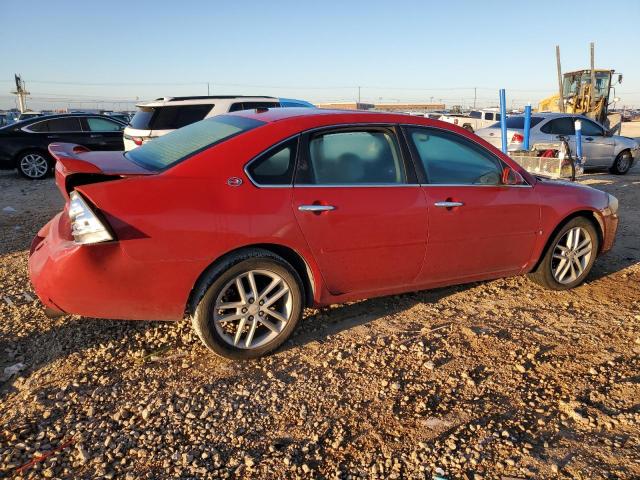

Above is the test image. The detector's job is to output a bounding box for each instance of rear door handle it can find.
[90,134,103,138]
[434,201,464,208]
[298,205,336,212]
[584,137,594,141]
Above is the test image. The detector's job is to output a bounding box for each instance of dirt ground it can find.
[0,158,639,479]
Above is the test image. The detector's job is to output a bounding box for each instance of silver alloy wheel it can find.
[551,226,593,284]
[19,153,49,178]
[616,153,631,172]
[213,269,293,349]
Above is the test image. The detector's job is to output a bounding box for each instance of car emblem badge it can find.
[227,177,243,187]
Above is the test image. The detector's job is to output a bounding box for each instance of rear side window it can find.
[297,129,405,185]
[408,127,502,185]
[129,107,155,129]
[27,121,49,132]
[47,117,82,132]
[229,102,279,112]
[469,111,482,119]
[491,117,545,129]
[247,138,298,185]
[86,117,123,131]
[125,115,264,171]
[151,105,212,130]
[540,117,575,135]
[485,112,494,121]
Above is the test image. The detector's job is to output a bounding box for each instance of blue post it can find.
[523,104,531,150]
[574,119,582,164]
[499,89,508,154]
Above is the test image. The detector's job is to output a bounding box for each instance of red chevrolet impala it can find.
[29,108,619,359]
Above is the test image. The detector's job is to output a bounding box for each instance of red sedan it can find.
[29,108,619,359]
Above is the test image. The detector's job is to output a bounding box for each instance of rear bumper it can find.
[29,213,189,321]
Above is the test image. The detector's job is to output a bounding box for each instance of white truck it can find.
[438,108,503,133]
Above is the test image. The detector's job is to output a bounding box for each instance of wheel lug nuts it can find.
[259,300,264,306]
[249,298,254,304]
[249,315,254,320]
[259,311,264,316]
[242,307,247,313]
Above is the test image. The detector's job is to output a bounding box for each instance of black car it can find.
[0,114,126,179]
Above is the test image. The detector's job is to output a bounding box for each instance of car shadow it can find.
[281,283,476,353]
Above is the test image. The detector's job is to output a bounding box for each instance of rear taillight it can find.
[511,133,524,143]
[68,191,113,244]
[132,136,144,146]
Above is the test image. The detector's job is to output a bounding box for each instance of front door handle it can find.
[434,201,464,208]
[90,134,103,138]
[298,205,336,212]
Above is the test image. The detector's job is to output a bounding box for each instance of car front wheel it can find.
[610,150,633,175]
[191,249,304,360]
[528,217,599,290]
[17,151,52,179]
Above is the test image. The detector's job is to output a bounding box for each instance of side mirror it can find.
[604,129,613,137]
[502,167,525,186]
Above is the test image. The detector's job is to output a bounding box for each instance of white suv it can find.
[123,96,312,151]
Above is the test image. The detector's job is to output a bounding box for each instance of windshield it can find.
[125,115,264,170]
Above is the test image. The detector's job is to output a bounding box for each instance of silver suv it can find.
[123,96,313,151]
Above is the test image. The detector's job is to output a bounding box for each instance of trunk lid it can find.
[49,143,154,199]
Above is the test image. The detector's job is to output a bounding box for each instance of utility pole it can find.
[556,45,564,112]
[357,86,361,104]
[589,42,596,111]
[207,82,210,95]
[473,87,477,109]
[11,74,30,113]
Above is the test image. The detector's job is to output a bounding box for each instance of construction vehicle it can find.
[538,44,623,134]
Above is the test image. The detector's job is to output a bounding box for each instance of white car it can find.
[123,96,312,151]
[475,113,639,174]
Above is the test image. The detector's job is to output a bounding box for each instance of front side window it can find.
[125,115,264,171]
[408,127,503,185]
[247,137,298,185]
[47,117,82,132]
[485,112,494,121]
[86,117,123,132]
[540,117,575,135]
[580,119,604,136]
[297,129,405,185]
[27,121,49,132]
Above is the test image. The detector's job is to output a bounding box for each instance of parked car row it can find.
[123,96,314,150]
[475,112,639,175]
[0,96,315,179]
[29,108,620,359]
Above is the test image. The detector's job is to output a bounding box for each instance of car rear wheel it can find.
[528,217,599,290]
[191,249,304,360]
[610,150,633,175]
[17,151,52,179]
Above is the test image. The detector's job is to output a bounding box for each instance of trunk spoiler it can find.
[48,143,154,198]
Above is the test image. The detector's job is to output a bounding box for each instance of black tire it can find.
[16,150,53,179]
[610,150,633,175]
[191,248,304,360]
[528,217,599,290]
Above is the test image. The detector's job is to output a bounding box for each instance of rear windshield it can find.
[489,116,544,129]
[125,115,264,171]
[129,105,213,130]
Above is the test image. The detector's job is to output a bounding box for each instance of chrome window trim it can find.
[22,117,84,134]
[244,122,534,189]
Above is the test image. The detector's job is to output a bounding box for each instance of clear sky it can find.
[1,0,638,111]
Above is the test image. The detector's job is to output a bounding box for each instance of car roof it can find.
[11,113,126,125]
[137,96,278,107]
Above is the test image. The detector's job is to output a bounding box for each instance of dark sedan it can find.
[0,114,126,179]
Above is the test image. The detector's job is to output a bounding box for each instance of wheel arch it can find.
[185,243,316,317]
[13,146,52,163]
[531,209,604,272]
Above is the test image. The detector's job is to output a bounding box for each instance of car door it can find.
[291,126,428,295]
[404,126,540,284]
[82,116,126,150]
[579,118,614,167]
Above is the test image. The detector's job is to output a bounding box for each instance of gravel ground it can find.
[1,163,639,479]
